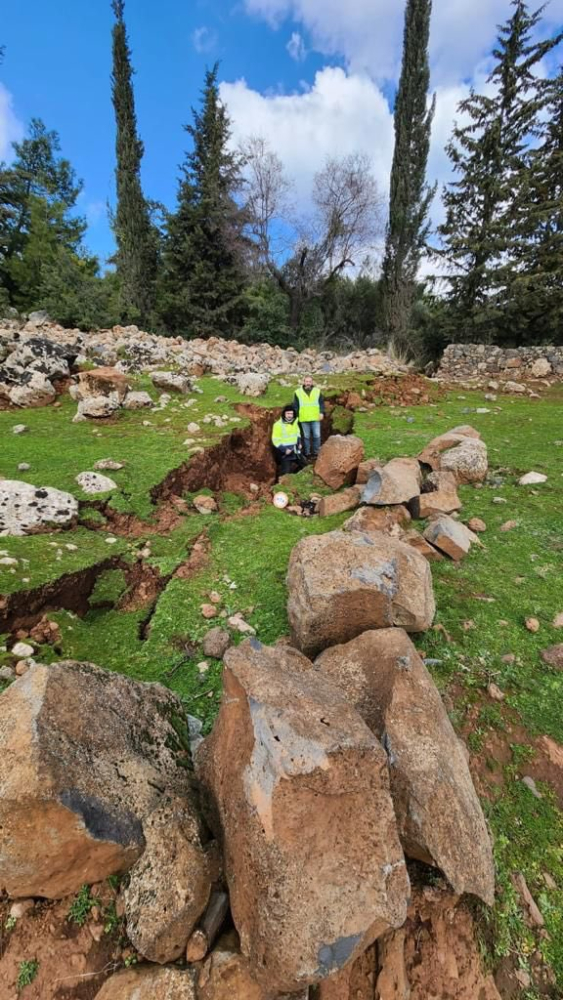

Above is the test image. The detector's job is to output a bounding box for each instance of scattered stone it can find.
[123,390,153,409]
[230,372,270,397]
[105,535,118,544]
[553,613,563,629]
[9,899,35,920]
[228,613,256,635]
[94,459,125,471]
[440,438,488,485]
[525,617,540,633]
[540,644,563,669]
[512,872,544,927]
[317,486,362,517]
[187,422,201,433]
[12,424,28,434]
[11,641,34,658]
[504,380,526,394]
[363,457,422,506]
[0,665,15,681]
[521,776,542,800]
[312,629,495,905]
[492,496,507,503]
[0,660,201,898]
[123,796,213,964]
[202,629,231,659]
[400,529,445,562]
[73,395,120,421]
[17,463,31,471]
[343,505,411,535]
[193,495,218,514]
[500,520,518,532]
[488,683,505,702]
[0,480,78,536]
[418,426,481,469]
[76,471,118,494]
[467,517,487,533]
[151,371,192,393]
[287,529,435,657]
[423,515,478,561]
[519,471,547,485]
[95,966,197,1000]
[201,604,218,620]
[198,640,409,992]
[0,556,18,566]
[315,435,365,490]
[197,932,268,1000]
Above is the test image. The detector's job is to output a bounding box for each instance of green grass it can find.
[17,960,39,992]
[67,884,99,926]
[1,376,563,989]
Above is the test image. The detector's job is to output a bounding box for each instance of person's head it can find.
[283,405,296,423]
[303,375,314,390]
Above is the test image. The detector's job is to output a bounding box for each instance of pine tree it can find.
[160,65,248,338]
[438,1,562,342]
[111,0,157,325]
[381,0,436,353]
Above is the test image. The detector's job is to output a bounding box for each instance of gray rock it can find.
[123,391,153,409]
[0,480,78,536]
[151,371,192,394]
[76,471,118,494]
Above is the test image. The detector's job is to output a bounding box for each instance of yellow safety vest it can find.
[272,418,300,449]
[296,386,321,422]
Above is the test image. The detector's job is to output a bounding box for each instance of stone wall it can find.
[438,344,563,381]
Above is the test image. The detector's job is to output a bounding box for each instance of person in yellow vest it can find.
[293,375,325,459]
[271,405,307,476]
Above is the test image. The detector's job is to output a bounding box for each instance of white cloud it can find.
[243,0,563,85]
[221,67,394,211]
[287,31,307,62]
[192,26,218,54]
[0,83,24,162]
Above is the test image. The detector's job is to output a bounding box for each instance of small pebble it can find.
[18,463,31,471]
[11,641,34,658]
[525,617,540,633]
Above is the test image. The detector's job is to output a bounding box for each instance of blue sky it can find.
[1,0,340,261]
[1,0,562,267]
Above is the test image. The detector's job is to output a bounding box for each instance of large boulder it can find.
[73,395,121,421]
[362,458,421,506]
[0,660,201,898]
[317,486,362,518]
[313,630,495,905]
[343,506,411,535]
[151,371,192,394]
[94,966,197,1000]
[3,336,75,381]
[287,530,435,657]
[123,796,214,963]
[198,640,409,993]
[440,438,488,485]
[71,366,130,402]
[409,471,461,518]
[123,390,153,409]
[8,371,56,407]
[198,932,268,1000]
[0,480,78,536]
[315,435,365,490]
[418,426,481,471]
[230,372,270,397]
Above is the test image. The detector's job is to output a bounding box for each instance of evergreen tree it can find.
[0,119,85,305]
[160,64,248,338]
[111,0,157,325]
[381,0,435,353]
[438,1,562,342]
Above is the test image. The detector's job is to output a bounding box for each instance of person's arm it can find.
[319,392,325,417]
[292,393,300,414]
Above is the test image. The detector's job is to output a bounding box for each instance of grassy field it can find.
[1,376,562,994]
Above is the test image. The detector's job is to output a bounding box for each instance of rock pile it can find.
[438,342,563,383]
[0,422,498,999]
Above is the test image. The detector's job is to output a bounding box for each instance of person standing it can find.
[293,375,325,459]
[271,405,307,476]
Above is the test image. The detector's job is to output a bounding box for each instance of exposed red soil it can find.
[0,558,119,634]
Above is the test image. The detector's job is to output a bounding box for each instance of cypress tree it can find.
[161,65,248,338]
[111,0,157,325]
[381,0,436,354]
[438,1,562,343]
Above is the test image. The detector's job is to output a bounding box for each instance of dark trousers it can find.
[277,449,307,476]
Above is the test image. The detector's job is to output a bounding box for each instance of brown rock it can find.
[488,683,505,702]
[314,435,365,490]
[356,458,383,485]
[525,617,540,633]
[0,660,197,899]
[313,630,495,905]
[317,486,362,517]
[409,485,461,519]
[317,944,377,999]
[553,612,563,629]
[512,872,544,927]
[198,640,409,993]
[362,457,421,506]
[540,643,563,668]
[343,506,411,534]
[440,438,488,485]
[73,366,129,402]
[423,515,478,561]
[400,529,444,562]
[201,604,219,620]
[202,628,231,660]
[194,495,218,514]
[375,930,410,1000]
[94,965,197,999]
[500,520,518,532]
[287,529,435,657]
[123,796,213,964]
[467,517,487,533]
[197,932,267,1000]
[418,426,481,470]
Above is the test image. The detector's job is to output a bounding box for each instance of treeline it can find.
[0,0,561,356]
